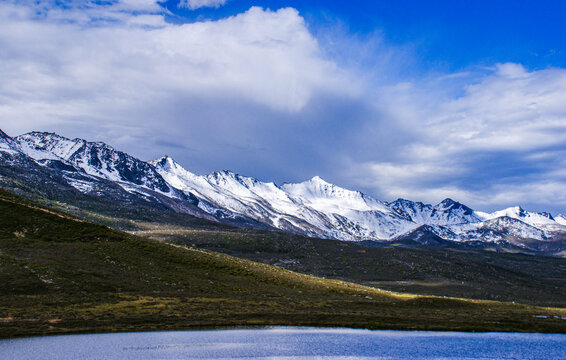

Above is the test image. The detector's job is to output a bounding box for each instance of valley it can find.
[1,129,566,337]
[1,190,565,338]
[133,225,566,307]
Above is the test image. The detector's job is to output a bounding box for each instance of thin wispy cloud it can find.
[178,0,227,10]
[1,0,566,213]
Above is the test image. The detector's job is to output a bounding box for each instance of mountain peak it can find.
[390,198,426,207]
[153,155,170,162]
[436,198,475,218]
[309,175,330,184]
[281,176,380,209]
[151,155,179,168]
[538,211,554,220]
[438,198,472,210]
[393,198,410,203]
[22,131,70,141]
[498,205,525,217]
[440,198,456,205]
[0,128,10,139]
[30,131,56,135]
[0,128,19,153]
[297,176,347,193]
[207,169,250,184]
[16,132,86,155]
[211,169,236,178]
[437,198,473,211]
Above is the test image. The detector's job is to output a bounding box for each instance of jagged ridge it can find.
[2,129,566,253]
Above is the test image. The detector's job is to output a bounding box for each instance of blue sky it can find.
[2,0,566,213]
[165,0,566,71]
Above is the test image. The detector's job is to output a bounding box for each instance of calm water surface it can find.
[1,327,565,360]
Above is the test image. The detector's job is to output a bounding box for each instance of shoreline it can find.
[4,320,566,340]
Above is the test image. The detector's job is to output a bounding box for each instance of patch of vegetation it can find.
[137,227,566,308]
[1,192,566,338]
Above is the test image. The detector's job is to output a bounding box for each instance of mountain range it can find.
[2,129,566,255]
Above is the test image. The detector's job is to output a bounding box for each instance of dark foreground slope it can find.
[16,183,565,309]
[1,191,565,338]
[137,227,566,308]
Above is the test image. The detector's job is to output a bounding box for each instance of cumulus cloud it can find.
[0,1,361,188]
[178,0,227,10]
[0,3,350,114]
[0,2,353,135]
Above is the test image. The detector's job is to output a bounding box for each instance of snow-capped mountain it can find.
[279,176,415,239]
[15,132,179,196]
[151,155,566,251]
[0,130,210,221]
[150,155,324,234]
[477,206,563,231]
[387,198,482,225]
[0,129,19,153]
[151,156,416,240]
[556,214,566,226]
[2,129,566,254]
[384,197,566,243]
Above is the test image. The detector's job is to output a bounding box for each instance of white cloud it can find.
[348,155,566,211]
[495,62,529,79]
[5,0,166,26]
[341,63,566,211]
[178,0,227,10]
[426,65,566,152]
[2,1,566,213]
[0,3,353,131]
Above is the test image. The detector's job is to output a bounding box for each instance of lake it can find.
[1,327,565,359]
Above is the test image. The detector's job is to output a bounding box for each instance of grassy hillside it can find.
[1,191,566,338]
[135,226,566,308]
[5,176,566,308]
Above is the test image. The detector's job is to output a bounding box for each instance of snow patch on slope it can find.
[481,206,565,231]
[16,132,179,197]
[155,156,566,244]
[4,128,566,247]
[388,198,482,225]
[153,157,417,240]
